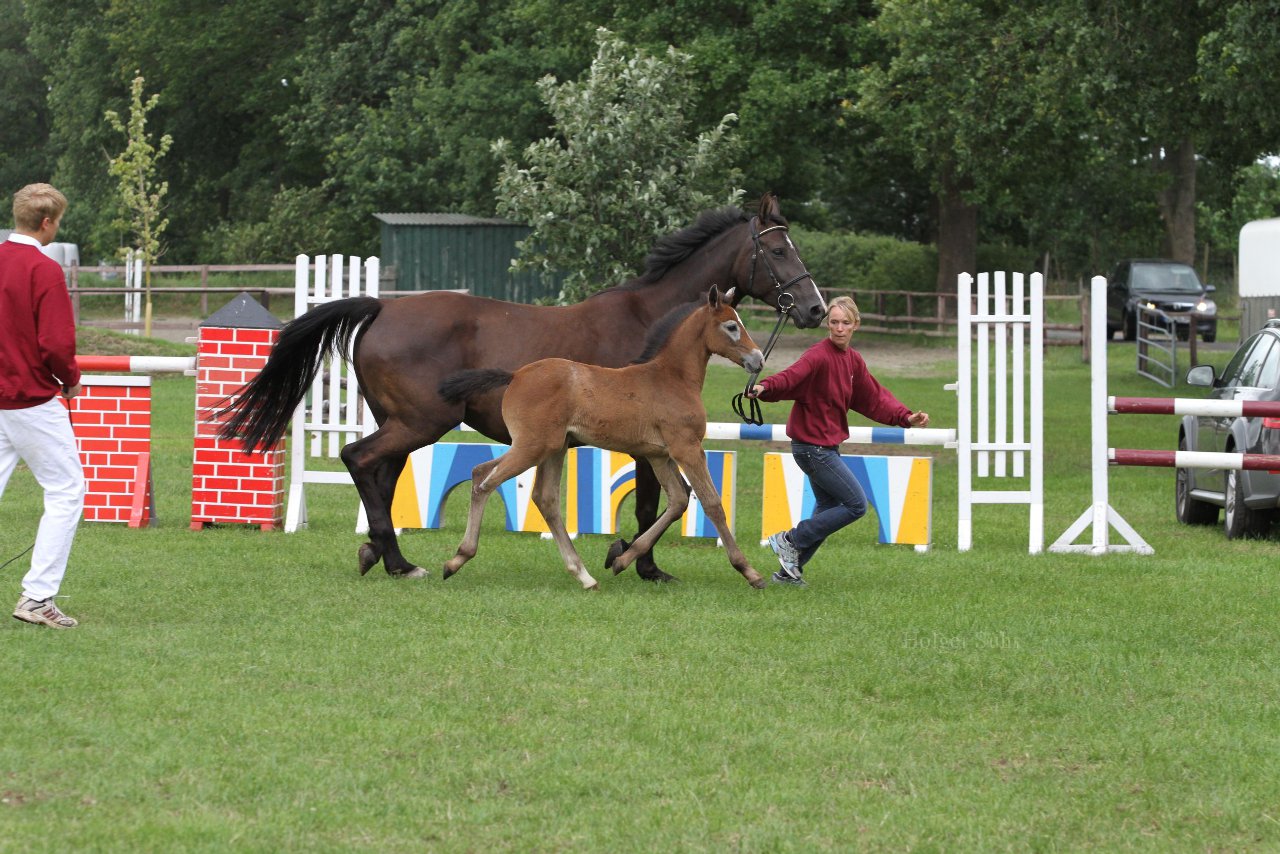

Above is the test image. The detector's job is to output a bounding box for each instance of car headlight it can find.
[1196,299,1216,315]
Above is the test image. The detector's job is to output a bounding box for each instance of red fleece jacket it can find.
[0,239,79,408]
[758,337,912,446]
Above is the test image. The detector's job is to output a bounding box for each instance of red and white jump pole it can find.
[76,355,195,375]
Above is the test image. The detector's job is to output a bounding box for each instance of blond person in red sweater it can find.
[747,296,929,585]
[1,184,83,628]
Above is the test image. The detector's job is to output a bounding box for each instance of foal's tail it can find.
[217,296,384,452]
[438,369,514,405]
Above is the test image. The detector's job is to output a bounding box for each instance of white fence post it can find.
[124,249,143,335]
[284,253,380,534]
[1049,276,1153,554]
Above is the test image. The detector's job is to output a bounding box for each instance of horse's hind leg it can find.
[609,457,689,575]
[340,423,429,578]
[531,452,598,590]
[617,458,683,583]
[442,457,502,579]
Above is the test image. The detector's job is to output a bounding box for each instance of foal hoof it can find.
[398,567,428,579]
[357,543,379,576]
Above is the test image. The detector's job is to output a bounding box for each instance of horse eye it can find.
[771,248,785,257]
[724,322,738,334]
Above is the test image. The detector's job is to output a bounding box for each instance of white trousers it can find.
[0,397,85,601]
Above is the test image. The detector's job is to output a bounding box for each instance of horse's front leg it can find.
[608,457,689,575]
[617,457,684,582]
[673,447,765,589]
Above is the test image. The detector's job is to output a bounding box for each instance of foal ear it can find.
[707,285,722,308]
[723,286,737,305]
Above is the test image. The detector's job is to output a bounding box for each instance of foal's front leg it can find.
[531,452,599,590]
[674,446,765,589]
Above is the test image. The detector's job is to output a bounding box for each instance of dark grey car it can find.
[1106,259,1218,342]
[1176,320,1280,538]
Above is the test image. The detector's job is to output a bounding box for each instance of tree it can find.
[106,74,172,337]
[0,0,53,194]
[856,1,1094,293]
[493,28,743,302]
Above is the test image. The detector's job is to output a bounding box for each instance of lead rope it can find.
[732,294,793,425]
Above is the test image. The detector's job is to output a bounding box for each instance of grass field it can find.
[2,330,1278,851]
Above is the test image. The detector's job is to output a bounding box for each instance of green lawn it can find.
[1,332,1277,851]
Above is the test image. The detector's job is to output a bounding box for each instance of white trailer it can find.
[1239,218,1280,336]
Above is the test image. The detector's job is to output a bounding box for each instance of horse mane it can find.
[636,206,748,285]
[631,301,701,364]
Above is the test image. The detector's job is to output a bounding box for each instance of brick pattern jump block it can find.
[65,376,155,526]
[191,325,285,530]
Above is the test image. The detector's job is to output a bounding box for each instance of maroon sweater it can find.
[0,238,79,409]
[758,337,912,446]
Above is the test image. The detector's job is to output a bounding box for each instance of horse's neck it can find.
[629,226,744,316]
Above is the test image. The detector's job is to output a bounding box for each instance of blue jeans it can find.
[788,441,867,568]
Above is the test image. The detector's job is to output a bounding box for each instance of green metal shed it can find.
[373,212,561,303]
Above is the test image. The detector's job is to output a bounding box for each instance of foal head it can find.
[701,286,764,374]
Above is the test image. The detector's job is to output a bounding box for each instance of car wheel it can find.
[1122,310,1136,341]
[1224,467,1270,539]
[1175,437,1217,525]
[1203,328,1216,344]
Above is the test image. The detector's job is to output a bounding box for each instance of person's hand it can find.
[62,382,82,400]
[908,410,929,427]
[745,384,765,399]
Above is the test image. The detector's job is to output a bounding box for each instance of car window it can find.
[1254,337,1280,390]
[1229,336,1277,388]
[1131,263,1202,294]
[1221,334,1266,387]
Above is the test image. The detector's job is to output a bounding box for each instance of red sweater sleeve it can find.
[848,352,912,427]
[34,263,80,389]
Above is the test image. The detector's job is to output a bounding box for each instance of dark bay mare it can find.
[217,193,825,579]
[438,287,766,590]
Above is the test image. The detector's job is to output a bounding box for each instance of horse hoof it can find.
[393,566,428,579]
[749,576,767,590]
[357,543,379,576]
[604,538,629,573]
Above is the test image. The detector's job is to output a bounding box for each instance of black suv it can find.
[1176,320,1280,539]
[1106,259,1218,342]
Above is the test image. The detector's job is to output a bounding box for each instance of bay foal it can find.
[438,287,766,590]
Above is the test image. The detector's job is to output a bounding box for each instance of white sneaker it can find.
[767,531,801,576]
[13,597,78,629]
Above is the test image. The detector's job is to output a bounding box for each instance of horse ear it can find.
[724,286,737,305]
[758,191,779,221]
[707,285,721,308]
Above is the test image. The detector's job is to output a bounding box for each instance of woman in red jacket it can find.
[748,296,929,586]
[0,183,83,628]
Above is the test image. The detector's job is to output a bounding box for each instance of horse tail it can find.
[438,368,514,405]
[217,296,384,451]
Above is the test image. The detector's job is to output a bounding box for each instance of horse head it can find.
[705,286,764,374]
[730,192,827,330]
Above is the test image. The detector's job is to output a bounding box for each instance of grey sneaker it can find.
[13,597,78,629]
[771,570,807,587]
[767,531,801,575]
